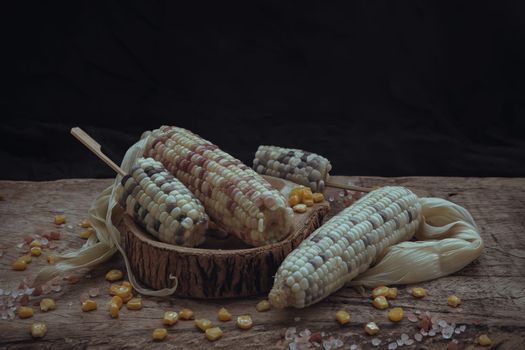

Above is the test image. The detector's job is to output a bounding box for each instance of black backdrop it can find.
[3,1,525,180]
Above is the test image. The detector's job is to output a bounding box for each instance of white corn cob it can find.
[143,126,294,246]
[253,145,332,192]
[116,157,209,247]
[269,186,422,308]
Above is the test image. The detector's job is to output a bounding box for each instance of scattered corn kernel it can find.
[12,259,27,271]
[79,229,94,239]
[30,322,47,338]
[18,306,34,319]
[19,255,32,263]
[195,319,213,332]
[386,287,398,299]
[121,293,133,303]
[30,240,42,248]
[163,311,179,325]
[312,192,324,203]
[288,194,300,207]
[217,308,231,321]
[121,281,132,289]
[80,219,92,228]
[108,296,123,318]
[237,315,253,330]
[371,286,390,299]
[105,269,123,282]
[364,322,380,335]
[115,285,131,299]
[447,295,461,308]
[47,255,57,264]
[30,246,42,257]
[40,298,56,312]
[290,186,306,198]
[109,284,120,296]
[126,298,142,310]
[293,204,307,213]
[302,189,313,201]
[179,308,194,320]
[412,287,426,298]
[54,215,66,225]
[304,199,314,207]
[388,307,404,322]
[81,299,97,312]
[372,296,389,310]
[478,334,492,346]
[256,300,271,312]
[205,327,223,341]
[335,310,351,325]
[152,328,167,341]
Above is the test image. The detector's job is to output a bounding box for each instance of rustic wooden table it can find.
[0,177,524,350]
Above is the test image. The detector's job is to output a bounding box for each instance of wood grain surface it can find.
[0,176,524,349]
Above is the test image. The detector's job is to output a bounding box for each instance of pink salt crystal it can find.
[419,317,431,331]
[66,275,80,284]
[24,236,34,244]
[88,287,100,297]
[32,287,43,296]
[447,341,458,350]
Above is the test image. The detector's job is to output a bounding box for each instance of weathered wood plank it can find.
[0,177,524,349]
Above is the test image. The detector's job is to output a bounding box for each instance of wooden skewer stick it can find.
[70,127,126,177]
[325,180,373,193]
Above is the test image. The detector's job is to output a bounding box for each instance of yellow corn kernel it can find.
[121,293,133,303]
[304,199,314,207]
[105,269,123,282]
[237,315,253,330]
[81,299,97,312]
[302,189,313,201]
[447,295,461,308]
[364,322,380,335]
[372,296,389,310]
[121,281,132,289]
[205,327,223,341]
[80,219,92,228]
[312,192,324,203]
[30,322,47,338]
[109,284,120,296]
[12,259,27,271]
[478,334,492,346]
[114,285,131,299]
[111,295,123,308]
[79,229,94,239]
[256,300,271,312]
[290,186,306,199]
[217,308,231,321]
[288,194,301,207]
[30,240,42,248]
[40,298,56,312]
[195,319,213,332]
[109,302,119,318]
[126,298,142,310]
[386,287,398,299]
[412,287,426,298]
[18,306,34,319]
[19,255,32,263]
[163,311,179,325]
[54,215,66,225]
[152,328,168,341]
[30,246,42,257]
[293,204,307,213]
[47,255,57,264]
[335,310,351,325]
[371,286,389,299]
[179,308,194,320]
[388,307,404,322]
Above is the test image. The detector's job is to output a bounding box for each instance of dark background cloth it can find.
[2,1,525,180]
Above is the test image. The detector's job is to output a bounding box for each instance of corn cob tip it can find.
[268,287,289,309]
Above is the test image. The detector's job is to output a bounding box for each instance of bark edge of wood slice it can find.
[117,202,330,299]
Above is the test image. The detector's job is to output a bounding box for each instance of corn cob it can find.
[253,145,332,192]
[269,186,421,308]
[115,157,208,246]
[144,126,294,246]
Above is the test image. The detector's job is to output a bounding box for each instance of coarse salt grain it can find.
[414,333,423,342]
[371,338,381,346]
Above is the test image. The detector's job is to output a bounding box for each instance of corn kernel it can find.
[109,302,119,318]
[30,240,42,248]
[195,319,213,332]
[478,334,492,346]
[335,310,351,325]
[30,246,42,257]
[19,255,32,263]
[30,322,47,338]
[256,300,271,312]
[288,194,301,207]
[12,259,27,271]
[447,295,461,308]
[302,189,313,201]
[109,284,119,296]
[312,192,324,203]
[79,229,94,239]
[121,293,133,303]
[80,219,92,228]
[293,204,307,213]
[54,215,66,225]
[163,311,179,325]
[364,322,380,335]
[47,255,57,264]
[111,295,123,308]
[40,298,56,312]
[81,299,97,312]
[304,199,314,207]
[105,269,123,282]
[371,286,389,299]
[290,186,306,199]
[217,308,231,321]
[205,327,223,341]
[152,328,167,341]
[412,287,426,298]
[126,298,142,310]
[115,285,131,299]
[179,308,194,320]
[386,287,398,299]
[18,306,34,319]
[388,307,404,322]
[372,296,389,310]
[121,281,132,289]
[237,315,253,330]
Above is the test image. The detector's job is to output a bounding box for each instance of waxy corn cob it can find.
[253,146,332,192]
[269,186,421,308]
[144,126,293,246]
[116,157,208,246]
